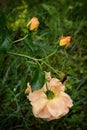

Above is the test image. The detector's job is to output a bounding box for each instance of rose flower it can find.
[25,72,73,121]
[27,17,39,31]
[59,36,71,48]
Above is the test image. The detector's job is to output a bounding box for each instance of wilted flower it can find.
[27,17,40,31]
[59,36,71,48]
[25,83,31,94]
[25,72,73,121]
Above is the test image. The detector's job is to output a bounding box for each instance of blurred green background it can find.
[0,0,87,129]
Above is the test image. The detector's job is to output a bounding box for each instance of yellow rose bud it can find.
[27,17,40,31]
[59,36,71,48]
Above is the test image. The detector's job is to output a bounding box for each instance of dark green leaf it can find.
[0,11,12,53]
[30,69,45,91]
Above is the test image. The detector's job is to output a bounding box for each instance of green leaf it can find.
[41,4,56,15]
[30,69,45,91]
[0,35,12,53]
[0,11,12,53]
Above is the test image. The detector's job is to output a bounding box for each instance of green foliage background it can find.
[0,0,87,129]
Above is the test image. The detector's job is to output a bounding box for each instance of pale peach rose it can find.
[59,36,71,48]
[26,72,73,121]
[27,17,39,31]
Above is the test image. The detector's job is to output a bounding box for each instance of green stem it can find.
[13,34,28,43]
[7,51,41,67]
[43,61,63,77]
[7,51,63,77]
[42,49,57,60]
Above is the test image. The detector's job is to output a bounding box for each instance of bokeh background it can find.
[0,0,87,129]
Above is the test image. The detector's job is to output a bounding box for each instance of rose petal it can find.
[25,83,32,94]
[47,96,69,118]
[60,92,73,108]
[50,78,65,92]
[28,88,46,102]
[37,105,51,119]
[31,98,48,117]
[45,71,51,81]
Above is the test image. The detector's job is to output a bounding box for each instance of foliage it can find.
[0,0,87,129]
